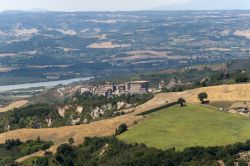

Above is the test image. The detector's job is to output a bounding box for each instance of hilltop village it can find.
[55,78,194,98]
[56,80,150,98]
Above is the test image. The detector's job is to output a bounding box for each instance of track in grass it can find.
[119,104,250,150]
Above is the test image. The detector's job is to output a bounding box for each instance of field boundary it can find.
[136,102,178,116]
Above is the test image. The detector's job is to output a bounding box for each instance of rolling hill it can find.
[1,83,250,161]
[119,104,250,150]
[155,0,250,10]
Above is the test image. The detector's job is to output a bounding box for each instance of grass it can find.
[119,104,250,151]
[208,101,235,109]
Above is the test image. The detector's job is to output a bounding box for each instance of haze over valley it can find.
[2,1,250,165]
[1,10,250,86]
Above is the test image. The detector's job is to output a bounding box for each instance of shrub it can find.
[238,159,248,166]
[115,123,128,135]
[177,98,186,107]
[68,137,75,145]
[235,74,249,83]
[224,159,234,166]
[36,157,49,166]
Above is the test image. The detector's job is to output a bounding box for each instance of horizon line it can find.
[1,9,250,13]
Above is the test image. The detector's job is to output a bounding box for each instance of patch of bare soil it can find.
[114,50,185,61]
[0,100,28,113]
[234,29,250,39]
[87,42,130,49]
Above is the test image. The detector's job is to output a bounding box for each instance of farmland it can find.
[1,11,250,85]
[119,104,250,150]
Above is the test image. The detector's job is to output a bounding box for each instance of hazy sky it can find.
[0,0,191,11]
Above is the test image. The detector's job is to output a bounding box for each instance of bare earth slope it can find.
[0,100,28,113]
[1,83,250,160]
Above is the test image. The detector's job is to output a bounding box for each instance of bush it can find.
[238,159,248,166]
[68,138,75,145]
[36,157,49,166]
[224,159,234,166]
[235,74,249,83]
[115,123,128,135]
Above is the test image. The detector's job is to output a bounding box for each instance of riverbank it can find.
[0,77,93,93]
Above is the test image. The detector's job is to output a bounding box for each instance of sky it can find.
[0,0,191,11]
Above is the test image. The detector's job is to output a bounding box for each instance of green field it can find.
[119,104,250,151]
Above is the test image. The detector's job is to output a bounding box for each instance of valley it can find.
[1,10,250,165]
[1,11,250,85]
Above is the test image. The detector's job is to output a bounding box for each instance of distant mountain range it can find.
[155,0,250,10]
[1,9,47,14]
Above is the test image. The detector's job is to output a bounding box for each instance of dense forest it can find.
[0,138,53,166]
[26,136,250,166]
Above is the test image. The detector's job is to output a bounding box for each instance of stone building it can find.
[126,81,149,94]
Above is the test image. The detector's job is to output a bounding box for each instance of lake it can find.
[0,77,93,92]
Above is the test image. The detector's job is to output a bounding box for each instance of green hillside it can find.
[119,104,250,150]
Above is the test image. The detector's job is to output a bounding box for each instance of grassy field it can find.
[119,104,250,151]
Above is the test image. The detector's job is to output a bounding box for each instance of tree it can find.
[198,92,208,104]
[36,157,49,166]
[235,74,248,83]
[177,98,186,107]
[41,143,51,153]
[224,159,234,166]
[68,137,75,146]
[115,123,128,135]
[238,159,248,166]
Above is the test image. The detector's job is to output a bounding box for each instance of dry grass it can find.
[2,83,250,145]
[234,29,250,39]
[0,100,28,113]
[204,48,231,51]
[0,53,17,57]
[3,83,250,161]
[87,42,130,49]
[0,67,15,72]
[119,50,185,60]
[0,84,250,144]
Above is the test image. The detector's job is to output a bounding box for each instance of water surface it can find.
[0,77,93,92]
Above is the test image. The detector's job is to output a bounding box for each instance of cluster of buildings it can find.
[80,81,150,97]
[158,78,192,90]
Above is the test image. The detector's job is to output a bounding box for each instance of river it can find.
[0,77,93,92]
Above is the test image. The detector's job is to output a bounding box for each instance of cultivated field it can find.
[1,83,250,160]
[119,104,250,150]
[234,29,250,39]
[2,83,250,145]
[87,42,130,49]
